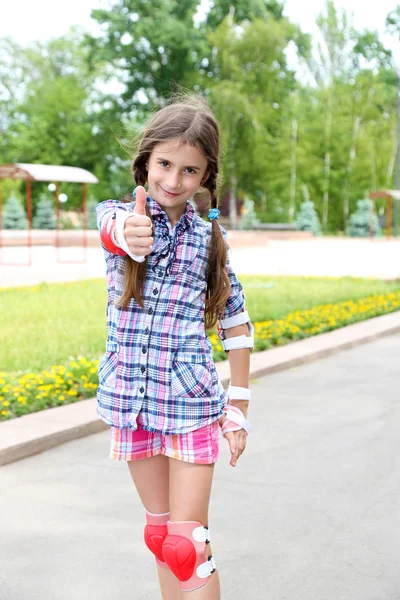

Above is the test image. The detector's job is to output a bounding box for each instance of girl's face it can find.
[146,139,209,226]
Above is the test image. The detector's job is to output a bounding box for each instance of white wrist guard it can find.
[114,210,146,263]
[221,404,251,436]
[218,310,254,352]
[228,384,251,401]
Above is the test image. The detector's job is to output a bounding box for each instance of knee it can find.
[144,510,170,568]
[162,521,216,592]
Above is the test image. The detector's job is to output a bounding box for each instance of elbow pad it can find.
[217,310,254,352]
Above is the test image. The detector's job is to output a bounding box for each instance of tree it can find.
[386,6,400,36]
[205,0,285,28]
[2,195,28,229]
[1,31,125,204]
[87,0,206,114]
[207,14,307,226]
[348,199,381,237]
[295,201,321,235]
[32,195,56,229]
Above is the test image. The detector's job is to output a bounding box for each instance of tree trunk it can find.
[289,117,298,222]
[229,175,237,229]
[322,91,333,229]
[343,114,361,230]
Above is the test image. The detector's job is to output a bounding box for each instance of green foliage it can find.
[295,201,321,235]
[0,2,398,232]
[87,0,206,112]
[348,199,381,237]
[32,195,56,229]
[2,194,28,230]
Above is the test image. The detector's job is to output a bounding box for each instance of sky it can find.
[1,0,399,64]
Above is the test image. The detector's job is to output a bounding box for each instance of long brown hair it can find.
[117,95,230,330]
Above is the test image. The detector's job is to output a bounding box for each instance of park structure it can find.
[0,163,98,265]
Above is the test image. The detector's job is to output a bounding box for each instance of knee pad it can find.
[144,511,169,568]
[162,521,216,592]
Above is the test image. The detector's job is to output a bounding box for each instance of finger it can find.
[126,214,152,228]
[125,237,153,249]
[128,246,153,256]
[224,432,239,467]
[125,226,153,238]
[133,186,147,215]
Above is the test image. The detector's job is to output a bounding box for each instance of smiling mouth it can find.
[160,187,181,197]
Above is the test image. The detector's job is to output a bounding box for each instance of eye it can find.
[159,161,169,168]
[185,167,196,175]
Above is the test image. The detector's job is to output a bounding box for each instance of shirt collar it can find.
[144,195,196,230]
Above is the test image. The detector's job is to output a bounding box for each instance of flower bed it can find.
[1,290,400,421]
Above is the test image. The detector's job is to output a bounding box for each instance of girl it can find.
[96,96,253,600]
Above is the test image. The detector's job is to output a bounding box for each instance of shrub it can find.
[32,195,56,229]
[295,201,321,235]
[2,194,28,229]
[348,199,381,237]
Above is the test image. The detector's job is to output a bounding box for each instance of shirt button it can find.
[144,327,149,334]
[148,307,153,315]
[142,346,147,354]
[140,366,146,374]
[153,289,158,295]
[139,386,145,393]
[158,270,163,277]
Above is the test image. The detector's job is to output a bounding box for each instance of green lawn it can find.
[2,276,400,373]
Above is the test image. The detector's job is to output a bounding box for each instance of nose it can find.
[166,170,182,189]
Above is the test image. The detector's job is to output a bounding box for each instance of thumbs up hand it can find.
[124,186,153,256]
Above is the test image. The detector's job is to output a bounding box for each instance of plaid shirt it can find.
[96,196,246,434]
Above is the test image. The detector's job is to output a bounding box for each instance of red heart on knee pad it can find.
[162,535,197,581]
[144,525,168,563]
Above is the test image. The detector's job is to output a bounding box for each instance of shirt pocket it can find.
[171,350,213,398]
[98,341,119,390]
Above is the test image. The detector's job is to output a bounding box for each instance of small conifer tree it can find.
[348,199,381,237]
[295,201,321,235]
[32,195,56,229]
[2,194,28,229]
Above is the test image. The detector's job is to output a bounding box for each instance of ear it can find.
[201,171,210,186]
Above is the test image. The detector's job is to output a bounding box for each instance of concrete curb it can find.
[1,311,400,467]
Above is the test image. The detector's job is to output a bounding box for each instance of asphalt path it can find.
[1,335,400,600]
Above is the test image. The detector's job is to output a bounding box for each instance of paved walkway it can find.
[1,334,399,600]
[1,237,400,287]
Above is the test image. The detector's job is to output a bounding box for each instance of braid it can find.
[204,174,231,330]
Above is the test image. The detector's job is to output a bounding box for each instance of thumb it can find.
[133,186,147,215]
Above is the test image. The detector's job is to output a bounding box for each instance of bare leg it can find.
[128,455,182,600]
[169,459,221,599]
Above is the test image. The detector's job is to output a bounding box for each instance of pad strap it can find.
[218,312,254,352]
[220,310,251,329]
[162,521,216,592]
[221,404,251,435]
[228,385,251,401]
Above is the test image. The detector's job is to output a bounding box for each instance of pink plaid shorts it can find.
[110,415,220,464]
